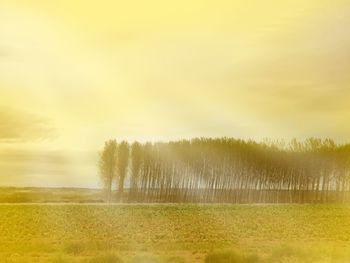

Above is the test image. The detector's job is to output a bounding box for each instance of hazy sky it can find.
[1,0,350,187]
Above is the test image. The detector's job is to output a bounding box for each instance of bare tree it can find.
[98,138,350,203]
[117,141,130,199]
[130,142,142,200]
[98,140,118,202]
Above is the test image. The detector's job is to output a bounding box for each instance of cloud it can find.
[0,148,98,188]
[0,106,54,142]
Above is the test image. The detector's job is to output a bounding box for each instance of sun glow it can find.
[1,0,350,187]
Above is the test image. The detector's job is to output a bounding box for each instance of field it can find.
[0,188,104,203]
[1,204,350,262]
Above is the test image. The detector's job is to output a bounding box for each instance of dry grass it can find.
[1,204,350,262]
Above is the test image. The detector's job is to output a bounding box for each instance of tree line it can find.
[98,138,350,203]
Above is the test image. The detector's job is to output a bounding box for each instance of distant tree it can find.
[98,140,118,202]
[117,141,130,196]
[130,142,142,200]
[98,137,350,203]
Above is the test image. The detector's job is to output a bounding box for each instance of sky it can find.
[0,0,350,187]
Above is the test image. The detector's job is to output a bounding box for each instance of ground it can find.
[1,204,350,262]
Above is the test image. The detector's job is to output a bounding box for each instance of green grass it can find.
[1,204,350,262]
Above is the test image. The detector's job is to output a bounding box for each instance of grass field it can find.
[1,204,350,263]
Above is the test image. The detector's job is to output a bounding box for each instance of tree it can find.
[117,141,130,197]
[130,142,142,200]
[98,140,118,202]
[98,137,350,203]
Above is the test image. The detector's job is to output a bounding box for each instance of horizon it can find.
[0,136,348,189]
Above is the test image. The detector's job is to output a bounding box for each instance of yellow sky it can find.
[0,0,350,187]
